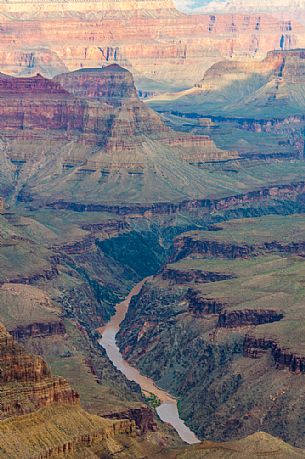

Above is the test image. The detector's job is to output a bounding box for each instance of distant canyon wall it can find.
[0,0,304,85]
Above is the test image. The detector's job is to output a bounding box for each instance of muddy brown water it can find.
[98,278,200,444]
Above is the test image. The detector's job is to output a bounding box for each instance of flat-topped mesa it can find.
[54,65,138,106]
[0,73,68,96]
[161,135,239,162]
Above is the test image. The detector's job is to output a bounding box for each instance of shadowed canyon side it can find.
[150,49,305,118]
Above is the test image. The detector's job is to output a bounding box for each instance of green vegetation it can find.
[183,214,305,244]
[144,392,161,409]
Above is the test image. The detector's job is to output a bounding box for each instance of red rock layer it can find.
[10,321,66,341]
[218,309,284,327]
[244,335,305,373]
[0,323,79,418]
[0,6,304,85]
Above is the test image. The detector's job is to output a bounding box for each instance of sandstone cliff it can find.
[0,321,174,458]
[0,65,237,207]
[0,0,303,89]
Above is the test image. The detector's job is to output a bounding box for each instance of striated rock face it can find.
[10,321,66,340]
[0,320,144,458]
[0,0,303,89]
[45,179,305,215]
[244,335,305,373]
[0,323,79,418]
[54,65,138,106]
[218,309,284,328]
[174,237,256,259]
[186,289,226,314]
[162,267,234,283]
[103,405,158,435]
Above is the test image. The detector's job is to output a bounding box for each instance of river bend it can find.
[98,278,200,444]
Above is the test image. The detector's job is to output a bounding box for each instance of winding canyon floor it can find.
[2,171,305,456]
[117,213,305,448]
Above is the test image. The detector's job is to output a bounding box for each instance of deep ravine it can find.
[98,277,200,445]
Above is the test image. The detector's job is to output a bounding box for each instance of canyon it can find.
[117,214,305,447]
[151,49,305,119]
[1,1,305,455]
[0,0,303,91]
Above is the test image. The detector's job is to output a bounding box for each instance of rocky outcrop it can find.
[0,323,79,418]
[80,219,128,233]
[244,335,305,373]
[57,236,96,255]
[54,65,138,106]
[186,289,226,314]
[174,238,256,260]
[45,180,305,215]
[103,405,158,434]
[174,234,305,260]
[162,267,234,283]
[10,321,66,341]
[6,265,59,285]
[161,135,238,163]
[0,321,143,458]
[218,309,284,328]
[0,73,67,95]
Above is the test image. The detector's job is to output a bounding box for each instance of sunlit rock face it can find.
[0,0,304,88]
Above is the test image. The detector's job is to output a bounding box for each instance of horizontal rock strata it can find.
[218,309,284,328]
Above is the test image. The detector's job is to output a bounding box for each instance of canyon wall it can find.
[0,0,303,87]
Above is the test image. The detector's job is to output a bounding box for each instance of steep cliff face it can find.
[0,321,148,458]
[0,323,79,418]
[117,214,305,447]
[0,0,303,89]
[54,65,138,106]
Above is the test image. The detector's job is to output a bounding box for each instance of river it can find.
[98,278,200,445]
